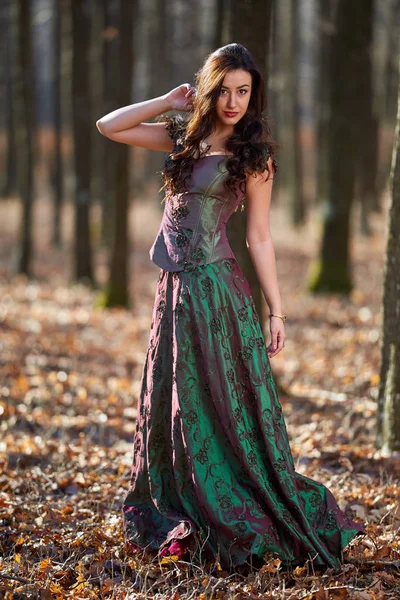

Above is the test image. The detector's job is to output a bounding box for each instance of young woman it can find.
[96,43,366,571]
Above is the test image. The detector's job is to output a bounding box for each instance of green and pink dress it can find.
[122,117,366,570]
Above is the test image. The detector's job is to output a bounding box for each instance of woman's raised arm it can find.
[95,84,195,152]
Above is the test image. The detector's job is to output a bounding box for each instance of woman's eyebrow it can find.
[221,84,250,89]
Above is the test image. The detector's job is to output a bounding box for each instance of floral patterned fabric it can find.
[149,153,243,272]
[122,119,366,569]
[149,113,275,272]
[122,257,366,569]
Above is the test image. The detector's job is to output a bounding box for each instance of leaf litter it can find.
[0,200,399,598]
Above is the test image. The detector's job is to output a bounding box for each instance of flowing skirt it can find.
[122,258,365,570]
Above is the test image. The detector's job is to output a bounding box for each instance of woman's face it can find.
[215,68,253,127]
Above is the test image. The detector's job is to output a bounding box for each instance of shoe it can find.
[159,534,194,559]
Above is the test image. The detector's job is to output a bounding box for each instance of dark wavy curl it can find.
[156,43,279,211]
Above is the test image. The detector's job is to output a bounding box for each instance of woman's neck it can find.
[206,126,233,152]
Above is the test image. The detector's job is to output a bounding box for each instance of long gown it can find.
[122,118,366,570]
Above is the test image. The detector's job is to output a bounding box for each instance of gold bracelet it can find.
[269,313,286,323]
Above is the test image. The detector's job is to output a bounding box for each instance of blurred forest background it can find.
[1,0,400,597]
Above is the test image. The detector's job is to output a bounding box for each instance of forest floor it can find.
[0,187,399,599]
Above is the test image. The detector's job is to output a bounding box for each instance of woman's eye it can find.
[220,89,247,95]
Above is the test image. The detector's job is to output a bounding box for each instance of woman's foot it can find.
[159,533,195,559]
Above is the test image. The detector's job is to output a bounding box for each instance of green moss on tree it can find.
[307,258,352,294]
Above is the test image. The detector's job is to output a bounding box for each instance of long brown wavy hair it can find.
[157,43,279,211]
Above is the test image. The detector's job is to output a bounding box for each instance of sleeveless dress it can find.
[122,118,366,570]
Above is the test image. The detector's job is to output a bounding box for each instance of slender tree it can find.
[51,0,63,247]
[377,54,400,453]
[103,0,136,307]
[101,0,119,248]
[228,0,274,324]
[316,0,377,235]
[212,0,225,50]
[268,0,282,201]
[288,0,304,225]
[315,0,334,210]
[90,0,106,241]
[375,0,400,207]
[384,0,400,123]
[353,0,377,236]
[308,0,371,293]
[1,0,17,198]
[172,0,202,83]
[71,0,94,283]
[13,0,35,275]
[145,0,173,183]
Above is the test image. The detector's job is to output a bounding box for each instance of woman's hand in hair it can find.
[164,84,196,112]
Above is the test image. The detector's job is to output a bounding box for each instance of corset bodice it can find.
[149,155,243,272]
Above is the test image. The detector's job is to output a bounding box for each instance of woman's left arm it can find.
[245,157,285,358]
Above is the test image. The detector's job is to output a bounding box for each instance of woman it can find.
[96,43,366,571]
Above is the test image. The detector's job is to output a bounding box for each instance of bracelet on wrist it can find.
[269,313,286,323]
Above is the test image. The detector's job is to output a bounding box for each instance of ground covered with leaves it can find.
[0,196,399,599]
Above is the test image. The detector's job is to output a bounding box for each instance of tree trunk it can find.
[269,0,282,202]
[309,0,365,293]
[384,0,400,123]
[315,0,334,209]
[230,0,271,74]
[1,1,17,198]
[51,0,63,247]
[289,0,304,225]
[212,0,225,50]
[101,0,119,248]
[13,0,35,276]
[350,0,376,236]
[229,0,274,330]
[375,0,400,208]
[89,0,106,245]
[377,55,400,452]
[145,0,172,185]
[71,0,94,283]
[103,0,135,308]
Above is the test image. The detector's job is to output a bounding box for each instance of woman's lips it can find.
[224,111,239,117]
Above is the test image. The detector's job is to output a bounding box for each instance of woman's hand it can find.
[266,316,285,358]
[164,83,196,112]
